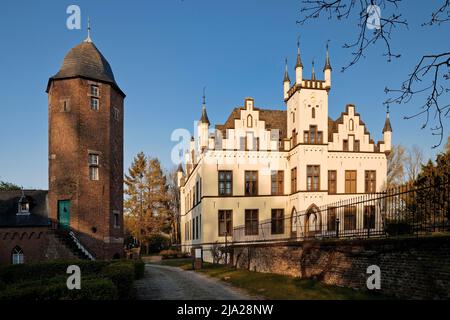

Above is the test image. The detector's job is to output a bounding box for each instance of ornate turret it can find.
[283,58,291,100]
[323,42,332,89]
[383,105,392,153]
[198,88,210,152]
[295,37,303,85]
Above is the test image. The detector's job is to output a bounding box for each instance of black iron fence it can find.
[232,179,450,244]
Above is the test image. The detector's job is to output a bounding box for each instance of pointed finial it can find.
[296,36,303,68]
[324,40,332,71]
[283,58,290,82]
[202,86,206,107]
[383,104,393,133]
[311,59,316,80]
[85,17,92,43]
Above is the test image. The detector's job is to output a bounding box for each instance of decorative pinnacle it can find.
[296,36,303,68]
[283,58,290,83]
[324,40,332,71]
[85,17,92,43]
[311,59,316,80]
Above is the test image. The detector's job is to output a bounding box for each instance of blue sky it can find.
[0,0,448,189]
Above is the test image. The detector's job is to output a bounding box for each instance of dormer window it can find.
[17,190,30,215]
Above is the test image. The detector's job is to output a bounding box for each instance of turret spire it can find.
[311,59,316,80]
[295,37,303,68]
[85,17,92,43]
[323,41,332,71]
[383,105,392,133]
[199,86,210,125]
[283,58,290,83]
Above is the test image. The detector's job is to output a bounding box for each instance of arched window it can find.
[349,119,354,131]
[11,246,24,264]
[247,115,253,128]
[311,108,316,119]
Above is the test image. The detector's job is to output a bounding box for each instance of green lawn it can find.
[157,258,387,300]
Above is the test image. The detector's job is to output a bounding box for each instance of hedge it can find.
[0,260,109,285]
[100,261,135,299]
[0,277,118,300]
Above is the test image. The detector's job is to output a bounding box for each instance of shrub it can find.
[133,260,145,280]
[0,260,109,285]
[145,234,170,253]
[160,249,180,259]
[100,261,135,299]
[0,277,117,300]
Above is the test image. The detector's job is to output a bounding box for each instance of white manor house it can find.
[177,43,392,261]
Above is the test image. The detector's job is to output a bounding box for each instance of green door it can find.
[58,200,71,229]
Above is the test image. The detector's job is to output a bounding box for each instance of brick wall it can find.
[231,236,450,299]
[0,228,78,265]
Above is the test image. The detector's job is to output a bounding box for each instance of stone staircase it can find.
[48,228,95,260]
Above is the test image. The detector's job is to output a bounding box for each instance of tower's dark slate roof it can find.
[48,41,124,96]
[0,190,50,228]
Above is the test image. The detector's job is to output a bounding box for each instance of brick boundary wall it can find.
[231,236,450,299]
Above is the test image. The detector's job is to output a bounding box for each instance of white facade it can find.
[178,46,392,261]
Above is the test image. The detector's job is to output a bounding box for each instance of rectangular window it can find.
[218,210,232,236]
[113,107,120,121]
[90,97,99,111]
[291,167,297,193]
[192,186,196,207]
[365,170,376,193]
[88,153,99,181]
[304,126,323,144]
[343,139,349,151]
[113,212,120,228]
[307,165,320,191]
[345,170,357,193]
[292,130,297,146]
[195,216,199,239]
[344,206,357,230]
[245,209,259,236]
[218,171,232,196]
[271,209,284,235]
[192,219,195,240]
[271,170,284,195]
[327,207,337,231]
[364,205,376,229]
[328,170,337,194]
[90,85,99,97]
[354,140,360,152]
[244,171,258,196]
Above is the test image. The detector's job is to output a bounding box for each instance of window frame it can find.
[328,170,337,194]
[345,170,357,193]
[344,206,357,230]
[218,210,233,237]
[307,165,320,191]
[271,170,284,195]
[218,170,233,196]
[245,209,259,236]
[291,167,297,193]
[365,170,376,193]
[271,209,284,235]
[244,171,258,196]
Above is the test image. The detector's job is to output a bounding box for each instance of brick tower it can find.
[46,27,125,259]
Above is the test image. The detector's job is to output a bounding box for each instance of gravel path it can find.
[134,264,256,300]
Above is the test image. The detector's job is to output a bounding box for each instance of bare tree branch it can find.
[422,0,450,26]
[297,0,407,70]
[384,52,450,148]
